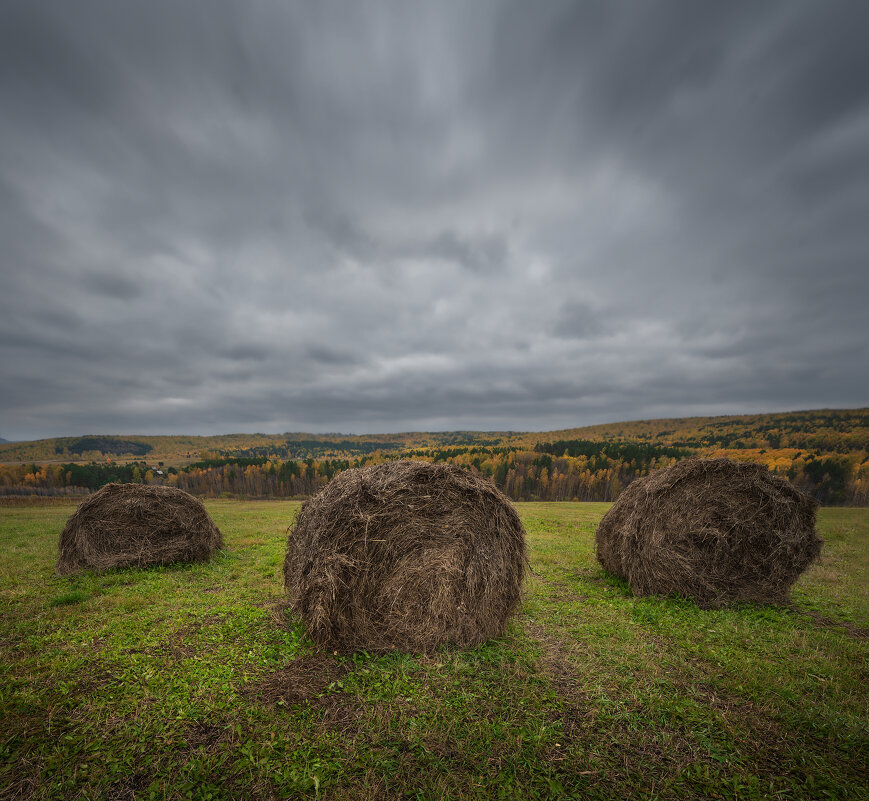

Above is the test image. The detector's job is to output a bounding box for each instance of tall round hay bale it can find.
[284,460,528,653]
[57,483,223,575]
[595,458,821,607]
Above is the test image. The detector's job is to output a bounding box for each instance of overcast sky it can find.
[1,1,867,441]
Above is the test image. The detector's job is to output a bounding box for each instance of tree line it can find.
[1,441,866,505]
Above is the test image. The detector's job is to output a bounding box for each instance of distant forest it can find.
[1,409,867,505]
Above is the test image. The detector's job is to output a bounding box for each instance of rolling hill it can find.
[1,408,866,504]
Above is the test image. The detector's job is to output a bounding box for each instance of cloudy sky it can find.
[1,1,867,441]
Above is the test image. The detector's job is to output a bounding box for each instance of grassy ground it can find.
[1,500,866,800]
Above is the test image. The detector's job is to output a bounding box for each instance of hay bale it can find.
[57,483,223,575]
[284,460,528,653]
[595,458,821,607]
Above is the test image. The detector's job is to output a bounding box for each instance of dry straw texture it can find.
[284,460,528,654]
[57,483,223,575]
[595,458,821,607]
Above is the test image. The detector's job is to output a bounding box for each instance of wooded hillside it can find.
[1,408,866,504]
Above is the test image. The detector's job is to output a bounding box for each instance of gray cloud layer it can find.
[1,1,867,439]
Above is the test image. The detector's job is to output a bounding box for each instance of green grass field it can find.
[1,501,866,800]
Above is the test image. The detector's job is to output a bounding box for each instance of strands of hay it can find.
[250,653,351,706]
[57,483,223,575]
[284,460,528,654]
[595,458,821,607]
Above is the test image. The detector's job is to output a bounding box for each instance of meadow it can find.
[1,501,866,800]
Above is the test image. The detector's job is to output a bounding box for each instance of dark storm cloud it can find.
[304,346,360,367]
[303,203,510,274]
[220,344,272,363]
[0,0,866,440]
[551,301,606,341]
[81,271,144,300]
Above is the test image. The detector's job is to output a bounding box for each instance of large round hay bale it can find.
[595,458,821,607]
[284,460,528,653]
[57,483,223,575]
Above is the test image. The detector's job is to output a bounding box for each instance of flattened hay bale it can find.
[595,458,821,607]
[284,460,528,653]
[57,483,223,575]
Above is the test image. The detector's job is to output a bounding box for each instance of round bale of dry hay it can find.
[284,460,528,653]
[595,458,821,607]
[57,483,223,575]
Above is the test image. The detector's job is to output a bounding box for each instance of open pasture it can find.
[1,501,866,800]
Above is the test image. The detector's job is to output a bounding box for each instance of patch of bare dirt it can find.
[522,620,596,742]
[72,666,123,695]
[170,613,228,637]
[182,720,235,753]
[792,607,869,640]
[546,580,590,604]
[105,770,151,801]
